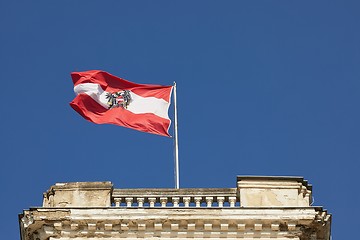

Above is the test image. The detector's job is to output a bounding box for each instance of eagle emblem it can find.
[105,90,132,109]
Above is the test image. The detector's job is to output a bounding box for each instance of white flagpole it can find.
[173,82,180,189]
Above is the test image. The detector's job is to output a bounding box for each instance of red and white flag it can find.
[70,70,173,137]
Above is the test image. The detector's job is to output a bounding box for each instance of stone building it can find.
[19,176,331,240]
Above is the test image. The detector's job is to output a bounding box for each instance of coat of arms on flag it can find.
[106,90,132,109]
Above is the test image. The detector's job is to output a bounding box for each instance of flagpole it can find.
[173,82,180,189]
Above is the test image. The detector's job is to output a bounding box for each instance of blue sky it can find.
[1,1,359,239]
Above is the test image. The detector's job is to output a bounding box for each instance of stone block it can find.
[43,182,113,207]
[237,176,312,207]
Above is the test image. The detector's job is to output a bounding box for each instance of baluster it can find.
[229,196,236,207]
[125,197,133,207]
[194,197,202,208]
[183,197,191,207]
[137,197,144,208]
[148,197,156,208]
[114,197,122,207]
[217,197,225,207]
[172,197,180,207]
[206,197,213,207]
[160,197,168,207]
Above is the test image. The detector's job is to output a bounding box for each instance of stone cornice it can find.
[21,207,330,239]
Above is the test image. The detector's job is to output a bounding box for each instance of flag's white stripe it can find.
[127,92,171,119]
[74,83,109,108]
[74,83,171,120]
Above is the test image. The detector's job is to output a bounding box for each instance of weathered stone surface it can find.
[19,176,331,240]
[237,176,312,207]
[42,181,113,207]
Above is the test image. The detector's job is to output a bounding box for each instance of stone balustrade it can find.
[41,176,313,208]
[112,188,239,208]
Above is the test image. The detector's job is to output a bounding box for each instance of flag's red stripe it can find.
[70,94,171,137]
[71,70,172,102]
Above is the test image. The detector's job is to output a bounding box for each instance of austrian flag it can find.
[70,70,173,137]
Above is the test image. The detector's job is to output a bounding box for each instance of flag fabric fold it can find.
[70,70,173,137]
